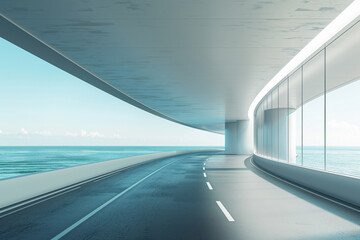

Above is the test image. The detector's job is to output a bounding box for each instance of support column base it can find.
[225,120,253,155]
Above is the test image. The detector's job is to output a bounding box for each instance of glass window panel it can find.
[271,88,279,160]
[258,104,263,156]
[262,96,268,157]
[261,98,266,156]
[326,21,360,92]
[289,68,302,164]
[325,21,360,177]
[254,105,260,154]
[278,79,288,162]
[257,103,261,155]
[258,106,262,155]
[255,106,259,154]
[263,94,272,157]
[260,101,265,156]
[326,80,360,177]
[303,50,325,170]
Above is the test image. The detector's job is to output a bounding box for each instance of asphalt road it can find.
[0,152,359,240]
[0,153,228,240]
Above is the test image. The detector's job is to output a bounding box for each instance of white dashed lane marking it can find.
[216,201,235,222]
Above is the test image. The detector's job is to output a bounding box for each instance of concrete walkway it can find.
[205,154,360,240]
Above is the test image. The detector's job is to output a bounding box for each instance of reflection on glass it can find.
[326,22,360,177]
[289,69,302,164]
[303,51,325,170]
[327,80,360,176]
[271,89,279,159]
[263,94,272,157]
[254,20,360,177]
[278,80,288,162]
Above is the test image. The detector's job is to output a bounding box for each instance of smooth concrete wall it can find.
[253,154,360,208]
[0,150,219,209]
[225,120,253,154]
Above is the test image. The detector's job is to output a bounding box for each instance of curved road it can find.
[0,153,359,239]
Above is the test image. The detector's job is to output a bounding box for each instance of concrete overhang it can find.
[0,0,353,133]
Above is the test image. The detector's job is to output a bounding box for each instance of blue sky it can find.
[0,37,224,146]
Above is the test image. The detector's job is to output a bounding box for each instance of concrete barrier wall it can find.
[0,149,219,209]
[253,154,360,208]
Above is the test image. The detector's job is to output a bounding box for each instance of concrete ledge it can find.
[253,154,360,208]
[0,149,219,209]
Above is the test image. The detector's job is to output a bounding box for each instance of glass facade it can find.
[254,20,360,178]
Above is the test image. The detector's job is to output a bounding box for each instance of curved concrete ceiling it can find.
[0,0,352,133]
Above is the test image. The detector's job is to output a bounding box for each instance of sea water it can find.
[296,146,360,177]
[0,146,223,180]
[1,146,358,180]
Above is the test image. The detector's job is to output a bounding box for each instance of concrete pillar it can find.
[225,120,253,154]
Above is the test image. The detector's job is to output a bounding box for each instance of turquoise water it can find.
[0,146,223,180]
[296,146,360,177]
[2,146,358,180]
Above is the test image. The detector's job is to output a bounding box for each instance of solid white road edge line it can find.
[51,159,178,240]
[216,201,235,222]
[93,174,115,183]
[0,185,78,215]
[206,182,213,190]
[0,187,81,219]
[0,166,132,215]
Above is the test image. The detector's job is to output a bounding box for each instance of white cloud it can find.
[78,129,104,138]
[113,133,125,139]
[65,132,78,137]
[64,130,104,138]
[80,129,87,137]
[20,128,28,135]
[34,130,52,136]
[88,131,103,138]
[17,129,53,136]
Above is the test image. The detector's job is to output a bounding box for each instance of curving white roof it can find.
[0,0,353,133]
